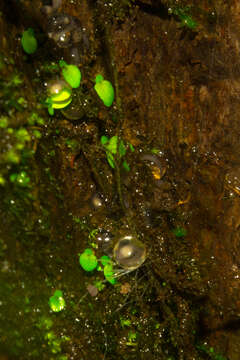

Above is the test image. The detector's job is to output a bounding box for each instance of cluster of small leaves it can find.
[0,56,45,187]
[78,248,116,285]
[49,290,66,312]
[0,115,44,186]
[37,316,69,358]
[101,135,134,171]
[0,70,26,113]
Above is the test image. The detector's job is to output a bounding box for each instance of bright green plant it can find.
[79,248,98,272]
[79,249,117,285]
[21,28,38,54]
[120,317,131,327]
[103,263,117,285]
[126,330,138,346]
[59,60,81,88]
[37,316,69,357]
[28,112,45,126]
[94,74,114,107]
[49,290,66,312]
[101,135,134,171]
[93,279,105,291]
[100,255,111,266]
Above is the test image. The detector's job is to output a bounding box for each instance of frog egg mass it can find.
[113,235,146,270]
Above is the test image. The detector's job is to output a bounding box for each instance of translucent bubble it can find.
[47,13,85,50]
[113,235,146,270]
[47,79,71,97]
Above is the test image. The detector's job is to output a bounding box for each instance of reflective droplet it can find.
[113,235,146,270]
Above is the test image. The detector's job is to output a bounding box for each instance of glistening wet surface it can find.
[1,0,240,359]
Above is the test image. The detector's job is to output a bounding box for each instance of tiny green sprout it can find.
[101,135,130,170]
[122,160,130,171]
[49,290,66,312]
[10,74,23,86]
[88,228,99,240]
[93,280,105,291]
[126,331,137,346]
[28,112,45,126]
[21,28,38,54]
[104,263,116,285]
[172,227,187,237]
[151,148,160,155]
[100,135,109,145]
[120,317,131,327]
[100,255,111,266]
[10,171,30,187]
[79,248,98,272]
[59,60,81,88]
[94,74,114,107]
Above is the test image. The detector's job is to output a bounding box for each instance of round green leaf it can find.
[49,290,65,312]
[104,264,116,285]
[60,61,81,88]
[94,75,114,107]
[100,255,111,266]
[21,28,37,54]
[79,248,98,272]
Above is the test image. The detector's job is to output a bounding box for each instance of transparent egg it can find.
[113,235,146,270]
[90,192,104,210]
[47,79,70,96]
[47,13,85,49]
[61,91,85,120]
